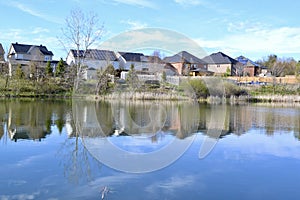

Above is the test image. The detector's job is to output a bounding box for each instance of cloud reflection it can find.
[145,175,198,198]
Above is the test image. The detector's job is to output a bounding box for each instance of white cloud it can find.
[121,19,148,30]
[8,1,61,24]
[174,0,204,6]
[100,28,208,58]
[0,27,61,59]
[31,27,50,34]
[196,25,300,59]
[112,0,157,8]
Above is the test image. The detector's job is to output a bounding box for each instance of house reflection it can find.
[0,100,299,143]
[0,100,72,142]
[74,100,300,141]
[74,100,201,140]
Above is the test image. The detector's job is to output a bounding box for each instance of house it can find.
[116,52,145,71]
[0,43,5,61]
[7,42,54,76]
[66,49,119,69]
[66,49,119,79]
[139,55,166,74]
[202,52,239,76]
[116,51,166,75]
[116,51,144,71]
[163,63,179,76]
[236,55,261,76]
[163,51,207,75]
[0,43,6,73]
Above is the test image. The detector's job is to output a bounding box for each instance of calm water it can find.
[0,100,300,200]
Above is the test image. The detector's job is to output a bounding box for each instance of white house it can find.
[116,52,166,74]
[66,49,119,79]
[116,52,145,71]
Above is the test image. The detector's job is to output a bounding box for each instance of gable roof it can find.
[70,49,117,61]
[0,43,4,54]
[140,55,163,63]
[11,43,53,56]
[118,52,144,62]
[236,55,260,67]
[202,52,238,64]
[164,51,206,64]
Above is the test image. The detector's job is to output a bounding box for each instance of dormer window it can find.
[44,56,51,61]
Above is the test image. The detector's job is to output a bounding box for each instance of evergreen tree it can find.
[126,64,139,88]
[105,64,115,75]
[296,61,300,79]
[162,71,167,83]
[15,64,25,79]
[45,61,53,77]
[55,58,65,77]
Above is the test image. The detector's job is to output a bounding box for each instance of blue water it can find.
[1,100,300,200]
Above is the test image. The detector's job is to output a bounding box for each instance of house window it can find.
[16,54,23,59]
[44,56,51,61]
[217,65,220,68]
[142,68,149,71]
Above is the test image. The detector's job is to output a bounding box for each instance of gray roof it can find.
[164,51,206,64]
[0,43,4,54]
[119,52,144,62]
[202,52,238,64]
[12,43,53,56]
[71,49,117,61]
[140,55,163,63]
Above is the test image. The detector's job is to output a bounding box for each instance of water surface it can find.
[0,100,300,199]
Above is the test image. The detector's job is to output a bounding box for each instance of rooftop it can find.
[164,51,206,64]
[11,43,53,56]
[202,52,238,64]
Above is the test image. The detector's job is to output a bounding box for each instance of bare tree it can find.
[60,9,104,91]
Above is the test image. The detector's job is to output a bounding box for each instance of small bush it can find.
[224,82,248,97]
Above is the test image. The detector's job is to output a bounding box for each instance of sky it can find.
[1,0,300,61]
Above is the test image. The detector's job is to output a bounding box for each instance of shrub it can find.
[178,79,208,99]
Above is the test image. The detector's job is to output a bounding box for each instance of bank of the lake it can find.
[1,76,300,103]
[0,77,73,98]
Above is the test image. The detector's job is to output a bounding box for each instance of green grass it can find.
[0,77,71,98]
[249,84,300,96]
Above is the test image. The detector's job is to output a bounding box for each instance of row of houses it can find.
[0,42,265,79]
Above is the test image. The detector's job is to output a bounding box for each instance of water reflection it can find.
[0,100,299,143]
[72,100,201,140]
[1,100,300,199]
[0,100,72,142]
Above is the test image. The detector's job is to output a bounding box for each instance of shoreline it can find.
[1,91,300,104]
[80,92,300,104]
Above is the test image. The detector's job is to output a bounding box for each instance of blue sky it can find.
[1,0,300,61]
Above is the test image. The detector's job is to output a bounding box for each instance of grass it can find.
[0,77,72,98]
[249,84,300,96]
[2,76,300,103]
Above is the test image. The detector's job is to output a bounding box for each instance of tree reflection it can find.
[74,100,201,140]
[0,100,300,182]
[57,133,102,184]
[72,100,300,141]
[0,100,61,142]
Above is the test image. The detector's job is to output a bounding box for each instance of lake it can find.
[0,99,300,200]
